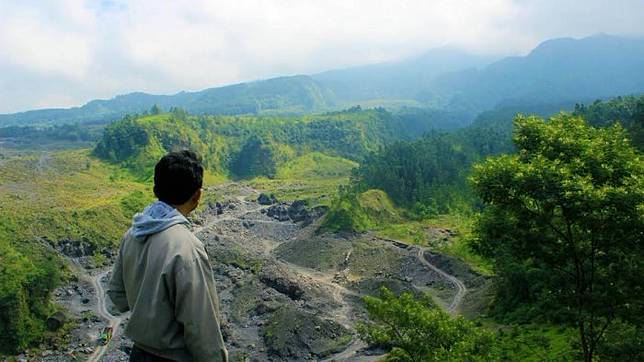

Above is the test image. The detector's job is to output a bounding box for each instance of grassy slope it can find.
[374,214,493,276]
[249,152,357,205]
[0,149,153,352]
[0,149,150,249]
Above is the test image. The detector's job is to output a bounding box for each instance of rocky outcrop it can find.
[257,193,278,205]
[267,203,290,222]
[287,200,308,222]
[56,238,96,258]
[266,200,328,224]
[260,265,306,300]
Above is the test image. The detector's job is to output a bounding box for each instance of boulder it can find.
[46,311,67,331]
[257,193,278,205]
[267,204,290,222]
[260,266,305,300]
[287,200,308,222]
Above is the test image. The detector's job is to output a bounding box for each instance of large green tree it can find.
[470,114,644,361]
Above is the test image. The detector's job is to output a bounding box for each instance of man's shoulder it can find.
[151,224,203,256]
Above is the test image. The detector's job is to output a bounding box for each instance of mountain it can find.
[311,46,495,102]
[0,75,336,127]
[2,35,644,128]
[433,34,644,110]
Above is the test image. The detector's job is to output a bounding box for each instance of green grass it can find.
[321,189,402,232]
[0,149,152,249]
[249,152,357,205]
[275,152,358,180]
[0,149,155,352]
[374,213,493,275]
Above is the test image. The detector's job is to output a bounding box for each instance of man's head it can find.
[154,150,203,215]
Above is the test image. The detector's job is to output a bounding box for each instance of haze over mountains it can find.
[2,34,643,127]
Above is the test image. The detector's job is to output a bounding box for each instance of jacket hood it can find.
[131,201,189,240]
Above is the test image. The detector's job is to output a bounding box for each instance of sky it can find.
[1,0,643,114]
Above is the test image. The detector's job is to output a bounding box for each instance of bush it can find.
[358,287,497,361]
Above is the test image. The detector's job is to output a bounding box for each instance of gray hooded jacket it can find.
[108,201,228,362]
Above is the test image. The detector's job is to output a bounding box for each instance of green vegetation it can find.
[0,75,336,127]
[375,214,493,276]
[249,152,357,206]
[93,107,420,180]
[275,152,357,180]
[320,189,400,232]
[573,94,644,151]
[354,132,475,215]
[358,287,497,361]
[0,240,62,352]
[0,123,101,150]
[470,114,643,361]
[0,149,149,352]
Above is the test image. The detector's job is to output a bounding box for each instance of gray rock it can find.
[267,204,290,222]
[257,193,278,205]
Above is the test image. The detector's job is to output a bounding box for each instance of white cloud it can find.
[0,0,643,113]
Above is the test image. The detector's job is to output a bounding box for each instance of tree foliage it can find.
[574,95,644,151]
[0,240,62,353]
[93,108,419,179]
[358,287,497,361]
[470,114,644,361]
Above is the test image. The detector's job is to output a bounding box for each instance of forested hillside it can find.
[312,46,494,102]
[93,107,429,179]
[320,95,643,360]
[327,94,644,223]
[573,95,644,151]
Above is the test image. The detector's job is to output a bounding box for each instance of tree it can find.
[470,114,644,361]
[358,287,496,361]
[149,104,162,115]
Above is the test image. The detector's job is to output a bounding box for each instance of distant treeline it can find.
[0,123,102,149]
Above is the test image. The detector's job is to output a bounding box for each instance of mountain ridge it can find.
[2,34,644,127]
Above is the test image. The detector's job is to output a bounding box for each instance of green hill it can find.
[93,108,418,179]
[320,189,400,233]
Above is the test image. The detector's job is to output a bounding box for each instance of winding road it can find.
[416,247,467,314]
[322,241,469,361]
[88,270,123,362]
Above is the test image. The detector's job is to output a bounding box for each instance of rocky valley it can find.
[21,182,484,362]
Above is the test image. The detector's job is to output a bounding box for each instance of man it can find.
[108,150,228,362]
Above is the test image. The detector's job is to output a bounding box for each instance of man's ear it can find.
[192,188,202,204]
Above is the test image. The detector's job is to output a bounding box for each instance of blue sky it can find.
[1,0,643,113]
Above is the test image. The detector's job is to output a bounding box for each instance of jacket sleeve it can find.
[107,240,130,313]
[174,255,228,362]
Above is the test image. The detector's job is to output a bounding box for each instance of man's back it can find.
[109,222,228,362]
[107,150,228,362]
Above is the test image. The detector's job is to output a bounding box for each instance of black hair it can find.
[153,150,204,205]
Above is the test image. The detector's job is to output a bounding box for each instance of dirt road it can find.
[416,247,467,314]
[88,270,123,362]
